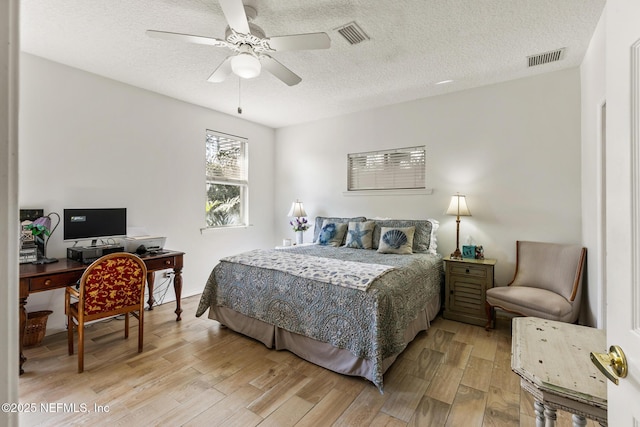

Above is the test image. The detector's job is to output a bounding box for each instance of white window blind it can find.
[347,146,426,191]
[206,131,248,185]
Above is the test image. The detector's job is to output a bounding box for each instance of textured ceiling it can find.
[20,0,605,129]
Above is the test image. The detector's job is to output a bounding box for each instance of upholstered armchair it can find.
[485,241,586,330]
[65,252,147,372]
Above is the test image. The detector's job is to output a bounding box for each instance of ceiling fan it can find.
[146,0,331,86]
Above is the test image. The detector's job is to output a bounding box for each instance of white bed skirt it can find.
[207,293,441,388]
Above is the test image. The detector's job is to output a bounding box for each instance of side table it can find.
[443,256,496,326]
[511,317,607,426]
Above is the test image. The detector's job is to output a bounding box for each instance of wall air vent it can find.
[335,21,369,45]
[527,48,566,67]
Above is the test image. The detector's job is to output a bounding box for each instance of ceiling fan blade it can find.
[260,55,302,86]
[207,57,233,82]
[146,30,229,48]
[218,0,250,34]
[266,33,331,51]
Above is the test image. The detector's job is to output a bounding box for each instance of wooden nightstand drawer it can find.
[30,271,83,292]
[448,264,487,278]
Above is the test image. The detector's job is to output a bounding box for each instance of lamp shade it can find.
[446,194,471,216]
[231,53,261,79]
[31,216,52,235]
[287,200,307,217]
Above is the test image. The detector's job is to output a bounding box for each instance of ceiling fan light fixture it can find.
[231,52,261,79]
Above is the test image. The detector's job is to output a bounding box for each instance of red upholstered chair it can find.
[485,241,586,330]
[65,252,147,373]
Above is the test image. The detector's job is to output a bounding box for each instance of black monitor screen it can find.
[63,208,127,242]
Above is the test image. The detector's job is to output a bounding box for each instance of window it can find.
[347,146,426,191]
[205,130,248,228]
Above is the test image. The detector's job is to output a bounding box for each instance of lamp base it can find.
[32,257,59,265]
[450,249,463,260]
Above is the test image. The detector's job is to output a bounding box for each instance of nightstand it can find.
[443,256,496,326]
[274,242,316,249]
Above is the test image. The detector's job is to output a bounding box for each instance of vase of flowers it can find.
[290,217,309,245]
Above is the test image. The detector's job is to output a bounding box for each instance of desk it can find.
[19,250,184,374]
[511,317,607,427]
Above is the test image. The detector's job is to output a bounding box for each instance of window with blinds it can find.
[205,130,248,227]
[347,146,426,191]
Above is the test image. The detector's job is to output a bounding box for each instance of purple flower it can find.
[290,217,310,231]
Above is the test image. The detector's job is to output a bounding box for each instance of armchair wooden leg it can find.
[138,311,144,353]
[66,293,74,356]
[124,312,129,339]
[78,321,84,373]
[67,316,74,355]
[485,301,494,330]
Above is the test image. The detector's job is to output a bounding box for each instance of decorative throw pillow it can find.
[371,219,435,253]
[344,221,375,249]
[377,226,415,254]
[313,216,366,243]
[318,220,348,247]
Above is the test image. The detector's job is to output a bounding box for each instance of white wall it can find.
[275,69,583,287]
[19,53,276,334]
[580,11,606,327]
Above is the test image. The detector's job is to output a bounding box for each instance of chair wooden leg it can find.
[485,301,494,330]
[138,310,144,353]
[66,292,74,355]
[67,315,74,355]
[78,321,84,373]
[124,312,129,339]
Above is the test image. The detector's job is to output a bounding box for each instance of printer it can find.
[123,236,166,254]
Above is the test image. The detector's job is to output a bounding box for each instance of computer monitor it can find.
[63,208,127,245]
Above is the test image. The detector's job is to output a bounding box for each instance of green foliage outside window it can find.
[206,184,241,226]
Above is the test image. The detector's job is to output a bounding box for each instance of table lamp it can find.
[288,199,308,244]
[446,194,471,260]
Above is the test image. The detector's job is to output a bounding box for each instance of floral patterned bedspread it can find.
[196,245,443,390]
[220,248,395,291]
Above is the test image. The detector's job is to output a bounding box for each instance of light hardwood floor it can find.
[19,295,597,426]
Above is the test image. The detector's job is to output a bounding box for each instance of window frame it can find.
[346,145,427,193]
[204,130,249,229]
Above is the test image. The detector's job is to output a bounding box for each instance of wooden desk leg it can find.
[572,414,587,427]
[173,266,183,321]
[19,296,27,375]
[146,271,156,310]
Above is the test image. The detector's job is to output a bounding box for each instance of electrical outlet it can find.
[163,271,174,278]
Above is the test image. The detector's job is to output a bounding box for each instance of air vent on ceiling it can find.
[335,21,369,45]
[527,48,566,67]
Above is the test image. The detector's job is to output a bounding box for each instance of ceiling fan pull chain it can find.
[237,77,242,114]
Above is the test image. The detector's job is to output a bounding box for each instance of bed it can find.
[195,217,443,391]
